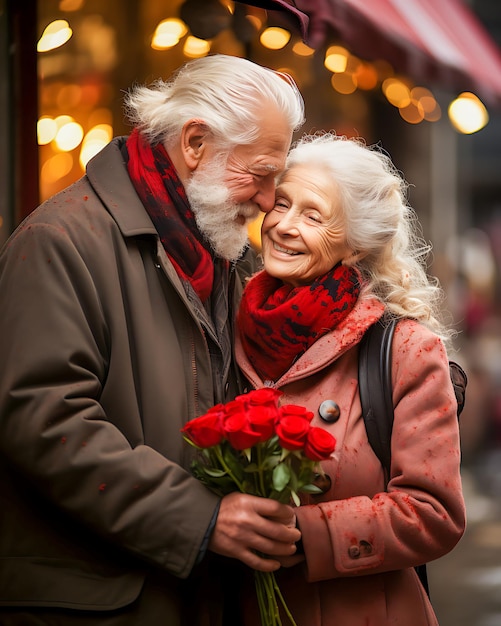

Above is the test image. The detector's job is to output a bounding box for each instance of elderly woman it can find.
[235,134,466,626]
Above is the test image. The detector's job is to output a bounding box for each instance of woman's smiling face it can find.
[261,164,353,286]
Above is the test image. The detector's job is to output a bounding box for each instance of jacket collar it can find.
[86,136,159,238]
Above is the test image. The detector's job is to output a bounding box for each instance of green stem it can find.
[256,443,267,497]
[255,571,282,626]
[212,446,246,492]
[272,574,298,626]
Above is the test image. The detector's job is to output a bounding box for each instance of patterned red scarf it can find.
[238,265,361,382]
[126,129,213,302]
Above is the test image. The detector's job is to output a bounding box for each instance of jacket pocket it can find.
[0,557,144,610]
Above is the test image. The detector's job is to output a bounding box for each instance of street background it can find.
[2,2,501,624]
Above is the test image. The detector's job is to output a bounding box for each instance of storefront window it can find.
[36,0,376,203]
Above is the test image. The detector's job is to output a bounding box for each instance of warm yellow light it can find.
[54,114,75,129]
[448,92,489,134]
[247,213,264,251]
[37,117,58,145]
[354,63,378,90]
[54,121,84,151]
[399,101,425,124]
[151,18,187,50]
[324,45,348,73]
[37,20,73,52]
[246,15,263,30]
[59,0,85,10]
[87,107,113,128]
[410,87,441,122]
[260,27,291,50]
[382,78,411,108]
[56,84,83,109]
[79,125,113,169]
[331,73,357,95]
[41,152,74,184]
[423,100,441,122]
[219,0,235,14]
[86,124,113,143]
[183,36,211,58]
[292,41,315,57]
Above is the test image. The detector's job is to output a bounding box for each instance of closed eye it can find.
[306,213,322,223]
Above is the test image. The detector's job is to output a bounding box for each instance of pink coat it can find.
[235,295,466,626]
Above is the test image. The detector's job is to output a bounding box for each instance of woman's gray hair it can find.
[124,54,305,149]
[283,133,453,344]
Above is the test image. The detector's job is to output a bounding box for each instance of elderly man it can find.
[0,54,304,625]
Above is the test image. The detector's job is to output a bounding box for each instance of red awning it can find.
[242,0,501,106]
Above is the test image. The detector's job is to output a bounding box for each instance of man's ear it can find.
[181,119,210,171]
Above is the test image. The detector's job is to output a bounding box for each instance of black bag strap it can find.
[359,317,468,477]
[358,316,468,599]
[358,316,431,594]
[358,316,397,482]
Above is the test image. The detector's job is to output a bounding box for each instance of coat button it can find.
[318,400,340,423]
[348,541,373,559]
[348,545,361,559]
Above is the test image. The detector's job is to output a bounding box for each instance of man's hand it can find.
[208,492,301,572]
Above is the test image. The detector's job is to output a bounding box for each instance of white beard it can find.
[185,158,260,262]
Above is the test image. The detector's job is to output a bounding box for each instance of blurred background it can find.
[1,1,500,623]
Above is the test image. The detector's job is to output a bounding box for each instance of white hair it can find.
[282,133,453,344]
[123,54,304,149]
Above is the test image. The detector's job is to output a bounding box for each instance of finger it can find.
[253,515,301,545]
[247,533,299,558]
[239,550,282,572]
[276,554,305,568]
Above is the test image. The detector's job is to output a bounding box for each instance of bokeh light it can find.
[448,92,489,134]
[37,20,73,52]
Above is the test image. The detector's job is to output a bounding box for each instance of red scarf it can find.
[238,265,361,382]
[126,129,213,302]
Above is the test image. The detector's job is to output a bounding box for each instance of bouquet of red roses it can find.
[181,388,336,626]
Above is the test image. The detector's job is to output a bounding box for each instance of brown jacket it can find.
[236,292,466,626]
[0,137,256,624]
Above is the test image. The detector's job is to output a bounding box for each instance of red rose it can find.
[223,398,247,417]
[304,427,336,461]
[246,406,277,442]
[275,414,311,451]
[238,388,283,407]
[181,411,224,448]
[223,411,262,450]
[279,404,314,423]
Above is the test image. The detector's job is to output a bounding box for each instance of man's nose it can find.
[253,177,276,213]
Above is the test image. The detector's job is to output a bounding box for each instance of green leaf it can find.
[203,468,227,478]
[280,448,291,462]
[222,448,246,480]
[288,468,299,492]
[291,490,301,507]
[272,462,291,492]
[262,454,281,470]
[299,483,323,494]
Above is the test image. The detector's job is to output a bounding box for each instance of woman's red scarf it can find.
[126,129,213,302]
[238,265,361,382]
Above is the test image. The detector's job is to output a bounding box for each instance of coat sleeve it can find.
[0,210,220,579]
[295,319,466,581]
